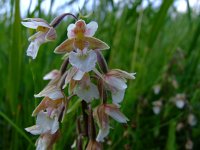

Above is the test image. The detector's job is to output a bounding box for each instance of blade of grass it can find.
[148,0,174,49]
[0,111,34,146]
[165,120,176,150]
[7,0,22,114]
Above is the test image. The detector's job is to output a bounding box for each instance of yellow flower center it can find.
[36,26,49,32]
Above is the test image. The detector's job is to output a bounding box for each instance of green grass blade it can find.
[0,111,34,146]
[148,0,174,48]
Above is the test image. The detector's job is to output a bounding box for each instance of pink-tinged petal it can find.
[62,67,77,89]
[67,23,76,38]
[36,136,49,150]
[105,105,129,123]
[21,18,50,29]
[32,97,64,116]
[43,69,60,80]
[45,89,63,100]
[69,50,97,72]
[73,69,85,80]
[45,27,57,41]
[36,132,59,150]
[108,69,136,80]
[34,85,64,100]
[105,76,127,90]
[96,127,110,142]
[75,82,99,103]
[85,21,98,37]
[26,41,41,59]
[54,38,75,54]
[84,37,110,50]
[74,20,86,35]
[25,125,41,135]
[111,89,125,105]
[86,140,102,150]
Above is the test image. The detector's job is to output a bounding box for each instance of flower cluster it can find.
[22,14,135,150]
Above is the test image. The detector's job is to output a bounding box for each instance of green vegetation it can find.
[0,0,200,149]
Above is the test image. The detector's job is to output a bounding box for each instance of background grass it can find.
[0,0,200,149]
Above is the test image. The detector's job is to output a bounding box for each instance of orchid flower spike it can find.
[22,18,57,59]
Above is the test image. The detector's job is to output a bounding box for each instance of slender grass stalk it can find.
[0,111,34,146]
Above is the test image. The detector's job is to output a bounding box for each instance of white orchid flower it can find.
[94,104,129,142]
[94,68,136,106]
[25,111,59,135]
[75,75,99,103]
[22,18,57,59]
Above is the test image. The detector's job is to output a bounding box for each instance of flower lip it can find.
[69,48,97,73]
[25,111,59,135]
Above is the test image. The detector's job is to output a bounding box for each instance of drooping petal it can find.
[75,82,99,103]
[108,69,136,80]
[54,38,75,54]
[23,18,49,24]
[32,97,63,116]
[36,135,50,150]
[105,104,129,123]
[85,21,98,37]
[25,125,42,135]
[67,23,76,38]
[43,70,60,80]
[36,132,59,150]
[26,40,41,59]
[28,31,46,42]
[36,111,59,134]
[86,140,102,150]
[26,112,59,135]
[111,89,125,105]
[64,67,77,85]
[105,76,127,90]
[21,18,50,29]
[34,85,64,100]
[84,37,110,50]
[45,27,57,41]
[73,69,85,80]
[69,50,97,72]
[68,79,77,95]
[96,127,110,142]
